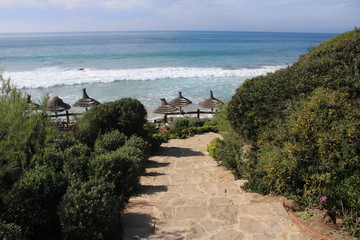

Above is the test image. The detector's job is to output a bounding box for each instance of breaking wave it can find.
[4,65,284,89]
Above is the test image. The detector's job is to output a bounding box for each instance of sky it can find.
[0,0,359,33]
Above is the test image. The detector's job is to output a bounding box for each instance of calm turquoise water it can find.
[0,31,336,119]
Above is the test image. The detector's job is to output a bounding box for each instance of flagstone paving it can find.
[122,132,313,240]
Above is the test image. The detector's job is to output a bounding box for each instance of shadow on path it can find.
[143,171,166,177]
[133,185,168,197]
[146,160,170,168]
[122,212,186,240]
[156,146,204,158]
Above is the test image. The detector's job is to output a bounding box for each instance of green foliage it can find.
[72,98,147,147]
[5,165,67,239]
[62,143,92,182]
[224,30,360,236]
[245,88,359,197]
[58,179,121,240]
[123,135,151,157]
[172,117,189,128]
[0,220,23,240]
[117,146,147,177]
[145,133,169,152]
[40,150,65,172]
[94,129,127,154]
[228,30,360,143]
[188,118,207,127]
[169,124,218,139]
[54,136,79,152]
[0,77,56,191]
[326,170,360,237]
[207,137,222,158]
[0,75,153,238]
[209,138,245,179]
[89,150,140,198]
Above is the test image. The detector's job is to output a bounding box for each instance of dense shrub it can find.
[123,135,151,157]
[117,146,147,177]
[5,166,67,239]
[40,150,65,172]
[0,220,23,240]
[188,118,206,127]
[145,133,169,152]
[94,130,127,154]
[207,138,223,159]
[172,118,189,128]
[54,136,79,152]
[89,150,140,198]
[62,143,92,181]
[58,179,121,240]
[244,88,359,195]
[72,98,147,147]
[208,138,245,179]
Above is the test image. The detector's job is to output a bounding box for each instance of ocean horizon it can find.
[0,31,336,119]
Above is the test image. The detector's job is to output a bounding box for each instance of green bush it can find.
[117,146,147,176]
[62,143,92,181]
[326,170,360,237]
[123,135,151,157]
[73,98,147,147]
[203,118,218,126]
[0,220,23,240]
[169,125,218,139]
[89,150,140,198]
[172,118,189,128]
[40,150,65,172]
[54,136,79,152]
[5,165,67,239]
[58,179,121,240]
[145,133,169,152]
[207,137,223,158]
[94,130,127,154]
[188,118,206,127]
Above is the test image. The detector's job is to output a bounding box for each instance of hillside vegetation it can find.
[212,29,360,236]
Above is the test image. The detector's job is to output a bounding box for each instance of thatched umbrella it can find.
[47,96,71,122]
[199,90,223,112]
[73,88,100,110]
[154,98,178,122]
[169,91,192,113]
[27,95,40,109]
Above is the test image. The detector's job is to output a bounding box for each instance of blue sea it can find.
[0,31,336,119]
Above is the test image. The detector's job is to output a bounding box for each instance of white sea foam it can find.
[4,66,284,89]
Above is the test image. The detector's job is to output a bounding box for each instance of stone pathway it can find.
[122,133,312,240]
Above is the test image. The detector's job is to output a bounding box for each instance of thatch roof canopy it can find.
[169,92,192,107]
[154,98,179,114]
[47,96,71,113]
[73,88,100,108]
[199,90,223,110]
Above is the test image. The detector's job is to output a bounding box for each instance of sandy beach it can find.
[121,133,313,239]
